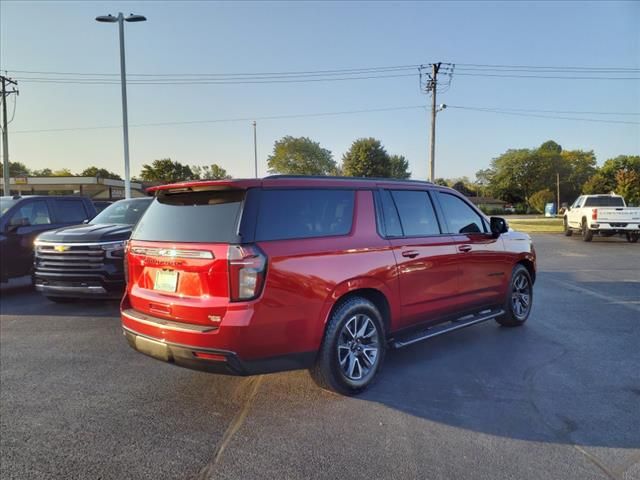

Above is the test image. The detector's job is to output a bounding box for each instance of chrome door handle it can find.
[458,245,472,253]
[401,250,419,258]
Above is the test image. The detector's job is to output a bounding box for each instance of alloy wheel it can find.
[337,314,380,381]
[511,272,531,320]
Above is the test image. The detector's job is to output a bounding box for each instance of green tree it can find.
[451,180,474,197]
[615,169,640,206]
[582,173,614,194]
[388,155,411,179]
[267,136,336,175]
[81,166,122,180]
[433,178,449,187]
[191,163,231,180]
[140,159,194,183]
[31,168,53,176]
[51,168,73,176]
[342,138,391,177]
[529,189,555,214]
[0,161,30,177]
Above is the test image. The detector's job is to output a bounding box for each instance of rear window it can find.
[255,189,355,241]
[131,190,244,243]
[583,196,625,207]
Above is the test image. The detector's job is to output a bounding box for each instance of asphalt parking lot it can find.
[1,233,639,480]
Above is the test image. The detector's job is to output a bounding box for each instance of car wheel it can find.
[581,219,593,242]
[310,297,385,395]
[496,264,533,327]
[563,217,572,236]
[627,233,639,243]
[46,296,76,303]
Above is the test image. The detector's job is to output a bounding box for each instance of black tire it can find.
[563,217,572,236]
[496,264,533,327]
[627,233,639,243]
[581,219,593,242]
[46,296,76,303]
[310,297,386,395]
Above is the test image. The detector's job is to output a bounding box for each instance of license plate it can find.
[154,270,178,292]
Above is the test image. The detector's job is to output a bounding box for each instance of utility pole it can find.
[252,121,258,178]
[428,62,440,182]
[1,75,18,196]
[556,172,560,213]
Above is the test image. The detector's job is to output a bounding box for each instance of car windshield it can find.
[90,198,152,225]
[0,197,19,217]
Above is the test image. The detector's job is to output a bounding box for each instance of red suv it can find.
[121,176,535,394]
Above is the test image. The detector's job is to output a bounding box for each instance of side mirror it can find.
[490,217,508,237]
[7,217,29,233]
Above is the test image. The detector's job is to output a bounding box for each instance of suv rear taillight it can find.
[592,209,598,221]
[228,245,267,301]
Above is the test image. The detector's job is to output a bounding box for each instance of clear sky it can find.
[1,0,639,180]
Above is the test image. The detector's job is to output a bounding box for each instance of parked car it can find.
[33,197,153,302]
[121,176,536,394]
[0,195,96,283]
[564,194,640,242]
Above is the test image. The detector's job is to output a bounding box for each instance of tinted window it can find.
[256,189,354,241]
[91,198,152,225]
[52,200,88,223]
[11,200,51,225]
[0,198,19,217]
[390,190,440,236]
[583,196,625,207]
[132,190,244,243]
[377,190,403,237]
[438,193,486,234]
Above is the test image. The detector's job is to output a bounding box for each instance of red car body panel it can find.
[124,177,536,375]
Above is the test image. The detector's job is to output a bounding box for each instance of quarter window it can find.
[389,190,440,236]
[438,193,486,234]
[255,189,355,241]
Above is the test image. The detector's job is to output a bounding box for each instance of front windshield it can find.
[0,197,19,217]
[90,198,152,225]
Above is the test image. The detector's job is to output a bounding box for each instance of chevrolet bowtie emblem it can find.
[54,245,70,252]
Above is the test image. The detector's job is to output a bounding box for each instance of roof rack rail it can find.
[264,175,432,185]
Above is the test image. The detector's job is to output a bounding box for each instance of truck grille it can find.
[35,243,105,271]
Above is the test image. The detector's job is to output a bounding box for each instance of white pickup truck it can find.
[564,194,640,242]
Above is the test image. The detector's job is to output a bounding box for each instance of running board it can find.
[391,308,505,349]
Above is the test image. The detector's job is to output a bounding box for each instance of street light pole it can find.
[96,12,146,199]
[117,13,132,199]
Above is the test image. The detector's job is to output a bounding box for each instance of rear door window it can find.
[437,192,487,234]
[52,199,89,224]
[132,190,245,243]
[389,190,441,236]
[255,189,355,241]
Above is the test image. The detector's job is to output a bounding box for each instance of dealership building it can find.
[0,176,148,199]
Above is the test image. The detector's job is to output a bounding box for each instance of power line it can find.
[11,105,427,134]
[453,72,639,80]
[446,105,640,125]
[12,102,638,135]
[455,63,640,72]
[14,72,419,85]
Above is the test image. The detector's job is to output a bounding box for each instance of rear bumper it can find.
[123,326,315,376]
